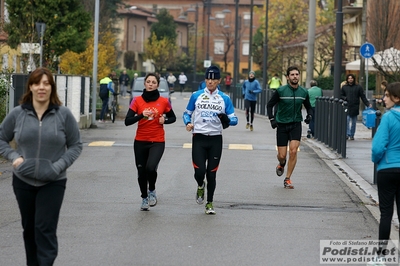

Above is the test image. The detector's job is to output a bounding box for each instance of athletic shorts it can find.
[276,122,302,146]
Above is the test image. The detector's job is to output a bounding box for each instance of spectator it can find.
[341,74,372,140]
[224,73,232,92]
[307,80,323,138]
[167,72,176,93]
[0,67,82,265]
[178,72,188,94]
[119,70,130,97]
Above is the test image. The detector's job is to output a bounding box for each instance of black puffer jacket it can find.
[341,83,370,117]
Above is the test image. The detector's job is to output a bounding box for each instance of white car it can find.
[129,77,171,104]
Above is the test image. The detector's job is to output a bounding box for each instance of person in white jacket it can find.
[167,72,176,92]
[178,72,187,94]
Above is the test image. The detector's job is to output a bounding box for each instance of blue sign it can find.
[360,43,375,59]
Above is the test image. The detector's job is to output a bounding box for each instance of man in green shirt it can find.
[307,80,323,138]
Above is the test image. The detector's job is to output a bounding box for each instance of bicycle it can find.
[108,93,119,123]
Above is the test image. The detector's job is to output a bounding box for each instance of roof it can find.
[346,47,400,71]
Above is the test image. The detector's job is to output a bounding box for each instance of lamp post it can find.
[206,0,211,60]
[35,22,46,67]
[233,0,239,106]
[248,0,254,72]
[188,5,199,91]
[333,0,343,99]
[262,0,269,105]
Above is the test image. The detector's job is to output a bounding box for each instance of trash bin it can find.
[362,108,376,128]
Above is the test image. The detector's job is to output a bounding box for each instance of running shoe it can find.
[196,184,205,204]
[141,198,149,211]
[284,178,294,189]
[205,202,216,215]
[246,123,250,129]
[276,159,286,176]
[148,190,157,207]
[250,125,253,131]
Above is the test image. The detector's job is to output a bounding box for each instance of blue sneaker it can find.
[148,190,157,207]
[141,198,149,211]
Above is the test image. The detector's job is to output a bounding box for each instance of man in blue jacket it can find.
[242,71,262,131]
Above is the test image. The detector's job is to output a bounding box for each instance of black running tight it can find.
[245,100,256,123]
[134,140,165,199]
[192,134,223,203]
[377,168,400,240]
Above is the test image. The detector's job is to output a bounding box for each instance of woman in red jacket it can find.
[125,73,176,211]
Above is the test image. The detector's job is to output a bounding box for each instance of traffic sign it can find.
[204,60,211,68]
[360,43,375,59]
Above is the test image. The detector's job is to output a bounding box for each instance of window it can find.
[242,41,249,56]
[214,40,224,55]
[178,31,182,47]
[2,54,8,70]
[215,13,225,26]
[141,27,145,52]
[133,26,136,42]
[243,13,251,27]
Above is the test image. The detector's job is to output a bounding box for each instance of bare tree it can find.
[368,0,400,81]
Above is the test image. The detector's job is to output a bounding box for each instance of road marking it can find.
[228,144,253,150]
[183,143,192,149]
[88,141,115,146]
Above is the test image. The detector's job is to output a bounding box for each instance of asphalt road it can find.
[0,92,381,266]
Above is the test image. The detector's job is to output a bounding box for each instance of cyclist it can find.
[99,74,115,123]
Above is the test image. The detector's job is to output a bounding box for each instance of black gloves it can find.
[304,114,312,124]
[242,94,245,99]
[270,118,277,129]
[218,113,230,129]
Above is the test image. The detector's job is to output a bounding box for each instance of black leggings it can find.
[13,175,66,266]
[377,168,400,240]
[244,100,256,123]
[192,134,223,203]
[134,140,165,198]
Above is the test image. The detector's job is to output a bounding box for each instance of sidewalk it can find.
[302,120,400,234]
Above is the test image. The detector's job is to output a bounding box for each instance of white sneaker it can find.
[141,198,149,211]
[148,191,157,207]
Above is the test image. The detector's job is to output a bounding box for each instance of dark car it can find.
[129,77,171,104]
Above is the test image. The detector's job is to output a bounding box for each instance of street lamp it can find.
[206,0,211,60]
[35,22,46,67]
[187,4,199,91]
[233,0,240,106]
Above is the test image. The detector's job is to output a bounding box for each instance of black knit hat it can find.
[205,65,221,79]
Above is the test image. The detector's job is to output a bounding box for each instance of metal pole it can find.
[233,0,239,107]
[305,0,316,87]
[193,5,198,91]
[248,0,254,72]
[262,0,269,98]
[333,0,343,99]
[91,0,100,127]
[40,25,44,68]
[206,0,211,60]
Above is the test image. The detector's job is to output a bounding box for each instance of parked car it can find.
[128,77,172,104]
